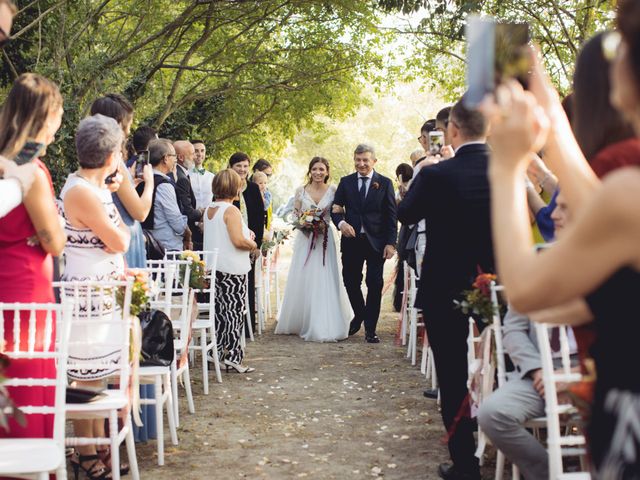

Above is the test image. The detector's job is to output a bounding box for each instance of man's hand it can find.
[440,145,455,160]
[183,226,193,250]
[383,245,396,260]
[339,222,356,238]
[531,368,545,397]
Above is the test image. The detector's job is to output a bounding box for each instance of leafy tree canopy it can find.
[3,0,395,188]
[378,0,617,98]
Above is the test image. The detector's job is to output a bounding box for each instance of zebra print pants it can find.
[215,271,247,364]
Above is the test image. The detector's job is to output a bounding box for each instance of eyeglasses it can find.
[602,31,621,62]
[0,26,11,49]
[165,153,177,158]
[417,134,428,142]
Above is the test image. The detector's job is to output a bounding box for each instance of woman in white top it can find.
[203,169,258,373]
[59,114,131,479]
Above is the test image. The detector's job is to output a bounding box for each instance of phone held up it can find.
[13,141,45,165]
[428,131,445,156]
[464,15,531,108]
[135,150,149,180]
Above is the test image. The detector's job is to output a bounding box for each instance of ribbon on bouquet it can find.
[301,207,329,267]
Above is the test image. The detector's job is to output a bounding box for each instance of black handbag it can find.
[138,309,174,367]
[142,229,165,261]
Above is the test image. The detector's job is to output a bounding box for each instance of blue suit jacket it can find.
[331,171,397,252]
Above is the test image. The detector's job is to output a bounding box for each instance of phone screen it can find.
[14,141,45,166]
[428,131,445,155]
[465,16,531,108]
[135,150,149,179]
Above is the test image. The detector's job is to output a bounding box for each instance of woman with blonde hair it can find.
[203,169,258,373]
[0,73,66,439]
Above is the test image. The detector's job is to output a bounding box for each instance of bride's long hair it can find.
[306,156,330,185]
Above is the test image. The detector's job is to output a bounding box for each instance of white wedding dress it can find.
[275,185,352,342]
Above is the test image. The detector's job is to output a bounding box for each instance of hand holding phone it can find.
[135,151,149,180]
[13,141,45,166]
[428,131,445,156]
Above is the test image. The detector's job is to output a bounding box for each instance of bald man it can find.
[173,140,202,249]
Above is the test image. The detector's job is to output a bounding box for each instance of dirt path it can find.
[135,270,452,479]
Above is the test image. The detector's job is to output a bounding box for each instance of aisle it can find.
[135,292,449,478]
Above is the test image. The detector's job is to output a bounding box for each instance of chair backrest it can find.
[54,279,134,391]
[145,259,191,324]
[0,299,74,445]
[490,282,508,387]
[535,322,585,479]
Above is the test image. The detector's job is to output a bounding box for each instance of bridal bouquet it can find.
[453,270,505,326]
[292,208,328,266]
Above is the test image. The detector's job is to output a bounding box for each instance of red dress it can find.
[0,159,56,438]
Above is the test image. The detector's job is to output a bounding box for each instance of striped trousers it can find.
[215,271,247,364]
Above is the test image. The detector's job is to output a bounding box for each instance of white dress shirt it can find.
[189,167,215,210]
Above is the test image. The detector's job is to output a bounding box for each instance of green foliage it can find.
[2,0,395,190]
[380,0,616,94]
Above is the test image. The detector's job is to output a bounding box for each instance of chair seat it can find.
[192,319,210,330]
[0,438,62,473]
[139,365,171,376]
[66,389,128,415]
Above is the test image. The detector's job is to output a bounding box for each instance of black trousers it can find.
[341,234,386,334]
[425,305,479,474]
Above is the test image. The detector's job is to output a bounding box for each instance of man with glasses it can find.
[398,98,493,480]
[139,139,189,254]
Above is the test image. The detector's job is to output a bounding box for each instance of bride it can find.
[275,157,352,342]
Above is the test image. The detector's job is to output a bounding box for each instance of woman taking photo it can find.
[90,93,153,269]
[0,73,66,439]
[203,169,258,373]
[483,0,640,474]
[59,114,131,479]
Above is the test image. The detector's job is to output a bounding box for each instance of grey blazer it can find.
[502,308,542,379]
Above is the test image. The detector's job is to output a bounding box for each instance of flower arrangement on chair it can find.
[116,269,151,317]
[453,270,505,326]
[292,208,328,266]
[0,351,26,431]
[179,251,208,290]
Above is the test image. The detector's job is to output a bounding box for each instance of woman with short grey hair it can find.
[58,113,132,479]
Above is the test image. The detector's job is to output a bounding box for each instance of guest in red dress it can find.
[0,73,65,438]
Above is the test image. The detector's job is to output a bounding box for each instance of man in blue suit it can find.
[331,144,397,343]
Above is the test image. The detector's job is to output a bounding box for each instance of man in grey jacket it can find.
[477,308,550,479]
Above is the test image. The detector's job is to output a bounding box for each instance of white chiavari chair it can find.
[145,259,196,423]
[535,322,590,479]
[56,279,140,480]
[165,250,223,392]
[0,300,73,480]
[405,266,424,366]
[399,261,410,347]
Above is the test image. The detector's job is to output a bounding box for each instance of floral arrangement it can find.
[117,269,151,317]
[179,251,208,290]
[0,352,26,432]
[454,270,505,325]
[292,208,328,266]
[261,228,291,255]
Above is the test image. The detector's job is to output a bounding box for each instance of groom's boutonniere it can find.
[372,181,380,190]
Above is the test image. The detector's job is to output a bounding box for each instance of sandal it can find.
[70,453,112,480]
[97,447,130,476]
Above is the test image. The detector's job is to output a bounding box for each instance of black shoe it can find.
[348,319,361,336]
[365,333,380,343]
[437,463,480,480]
[423,388,438,399]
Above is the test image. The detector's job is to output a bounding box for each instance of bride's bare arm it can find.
[528,298,594,326]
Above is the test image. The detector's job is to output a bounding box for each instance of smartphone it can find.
[135,150,149,179]
[105,169,118,185]
[465,15,531,108]
[428,131,445,155]
[13,141,45,165]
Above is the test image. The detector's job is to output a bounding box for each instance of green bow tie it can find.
[194,168,206,175]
